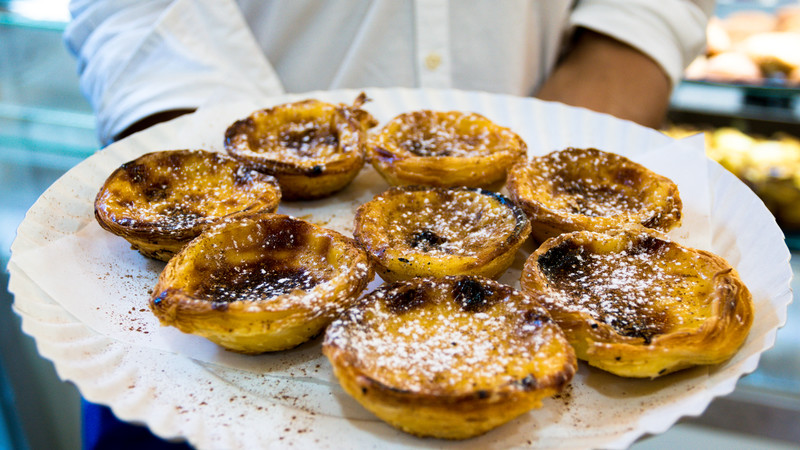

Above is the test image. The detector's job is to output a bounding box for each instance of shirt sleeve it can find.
[64,0,285,145]
[569,0,715,87]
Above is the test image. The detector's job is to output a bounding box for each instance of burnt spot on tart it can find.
[537,240,587,284]
[453,276,496,313]
[258,215,313,251]
[279,126,340,156]
[197,266,321,304]
[122,162,149,184]
[521,308,551,331]
[385,284,430,314]
[409,229,447,251]
[630,234,669,256]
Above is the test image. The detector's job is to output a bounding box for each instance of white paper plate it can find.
[8,88,793,449]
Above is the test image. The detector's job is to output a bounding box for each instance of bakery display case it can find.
[669,2,800,244]
[665,1,800,443]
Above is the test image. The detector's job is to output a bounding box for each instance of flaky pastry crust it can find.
[149,213,374,354]
[224,93,377,200]
[520,226,754,378]
[94,149,281,261]
[366,110,527,189]
[353,186,531,282]
[506,147,682,243]
[323,276,576,439]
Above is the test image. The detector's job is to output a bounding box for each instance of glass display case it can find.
[0,2,90,449]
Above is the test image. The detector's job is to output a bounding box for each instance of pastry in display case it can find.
[664,124,800,233]
[686,5,800,86]
[672,4,800,236]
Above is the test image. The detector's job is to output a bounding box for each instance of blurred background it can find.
[0,0,799,448]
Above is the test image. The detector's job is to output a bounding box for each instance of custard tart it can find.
[506,147,682,243]
[366,110,527,189]
[95,149,281,261]
[149,213,374,354]
[520,226,754,378]
[224,93,377,200]
[353,186,531,282]
[323,275,576,439]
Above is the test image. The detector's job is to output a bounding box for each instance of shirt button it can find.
[424,52,442,71]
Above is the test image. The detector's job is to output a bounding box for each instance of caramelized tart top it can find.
[324,276,575,398]
[507,147,682,233]
[95,149,281,238]
[355,186,529,260]
[152,213,371,314]
[224,94,376,176]
[367,110,527,188]
[525,227,751,344]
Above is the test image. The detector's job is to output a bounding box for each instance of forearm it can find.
[535,29,672,129]
[114,108,196,142]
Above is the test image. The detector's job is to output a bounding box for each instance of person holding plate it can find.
[63,0,715,447]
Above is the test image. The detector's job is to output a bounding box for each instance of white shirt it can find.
[64,0,714,145]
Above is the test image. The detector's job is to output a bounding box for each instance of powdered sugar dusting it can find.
[325,278,562,394]
[538,234,714,342]
[369,187,523,258]
[96,150,279,234]
[522,148,680,227]
[388,111,517,157]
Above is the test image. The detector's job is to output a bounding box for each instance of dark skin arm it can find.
[535,29,672,129]
[113,108,196,142]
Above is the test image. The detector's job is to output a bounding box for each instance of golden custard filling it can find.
[149,213,373,353]
[521,226,753,378]
[230,105,352,167]
[375,188,522,257]
[367,110,527,188]
[507,148,682,242]
[323,276,576,439]
[154,214,349,310]
[536,235,713,341]
[94,149,281,261]
[389,111,510,158]
[354,186,530,281]
[97,153,276,229]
